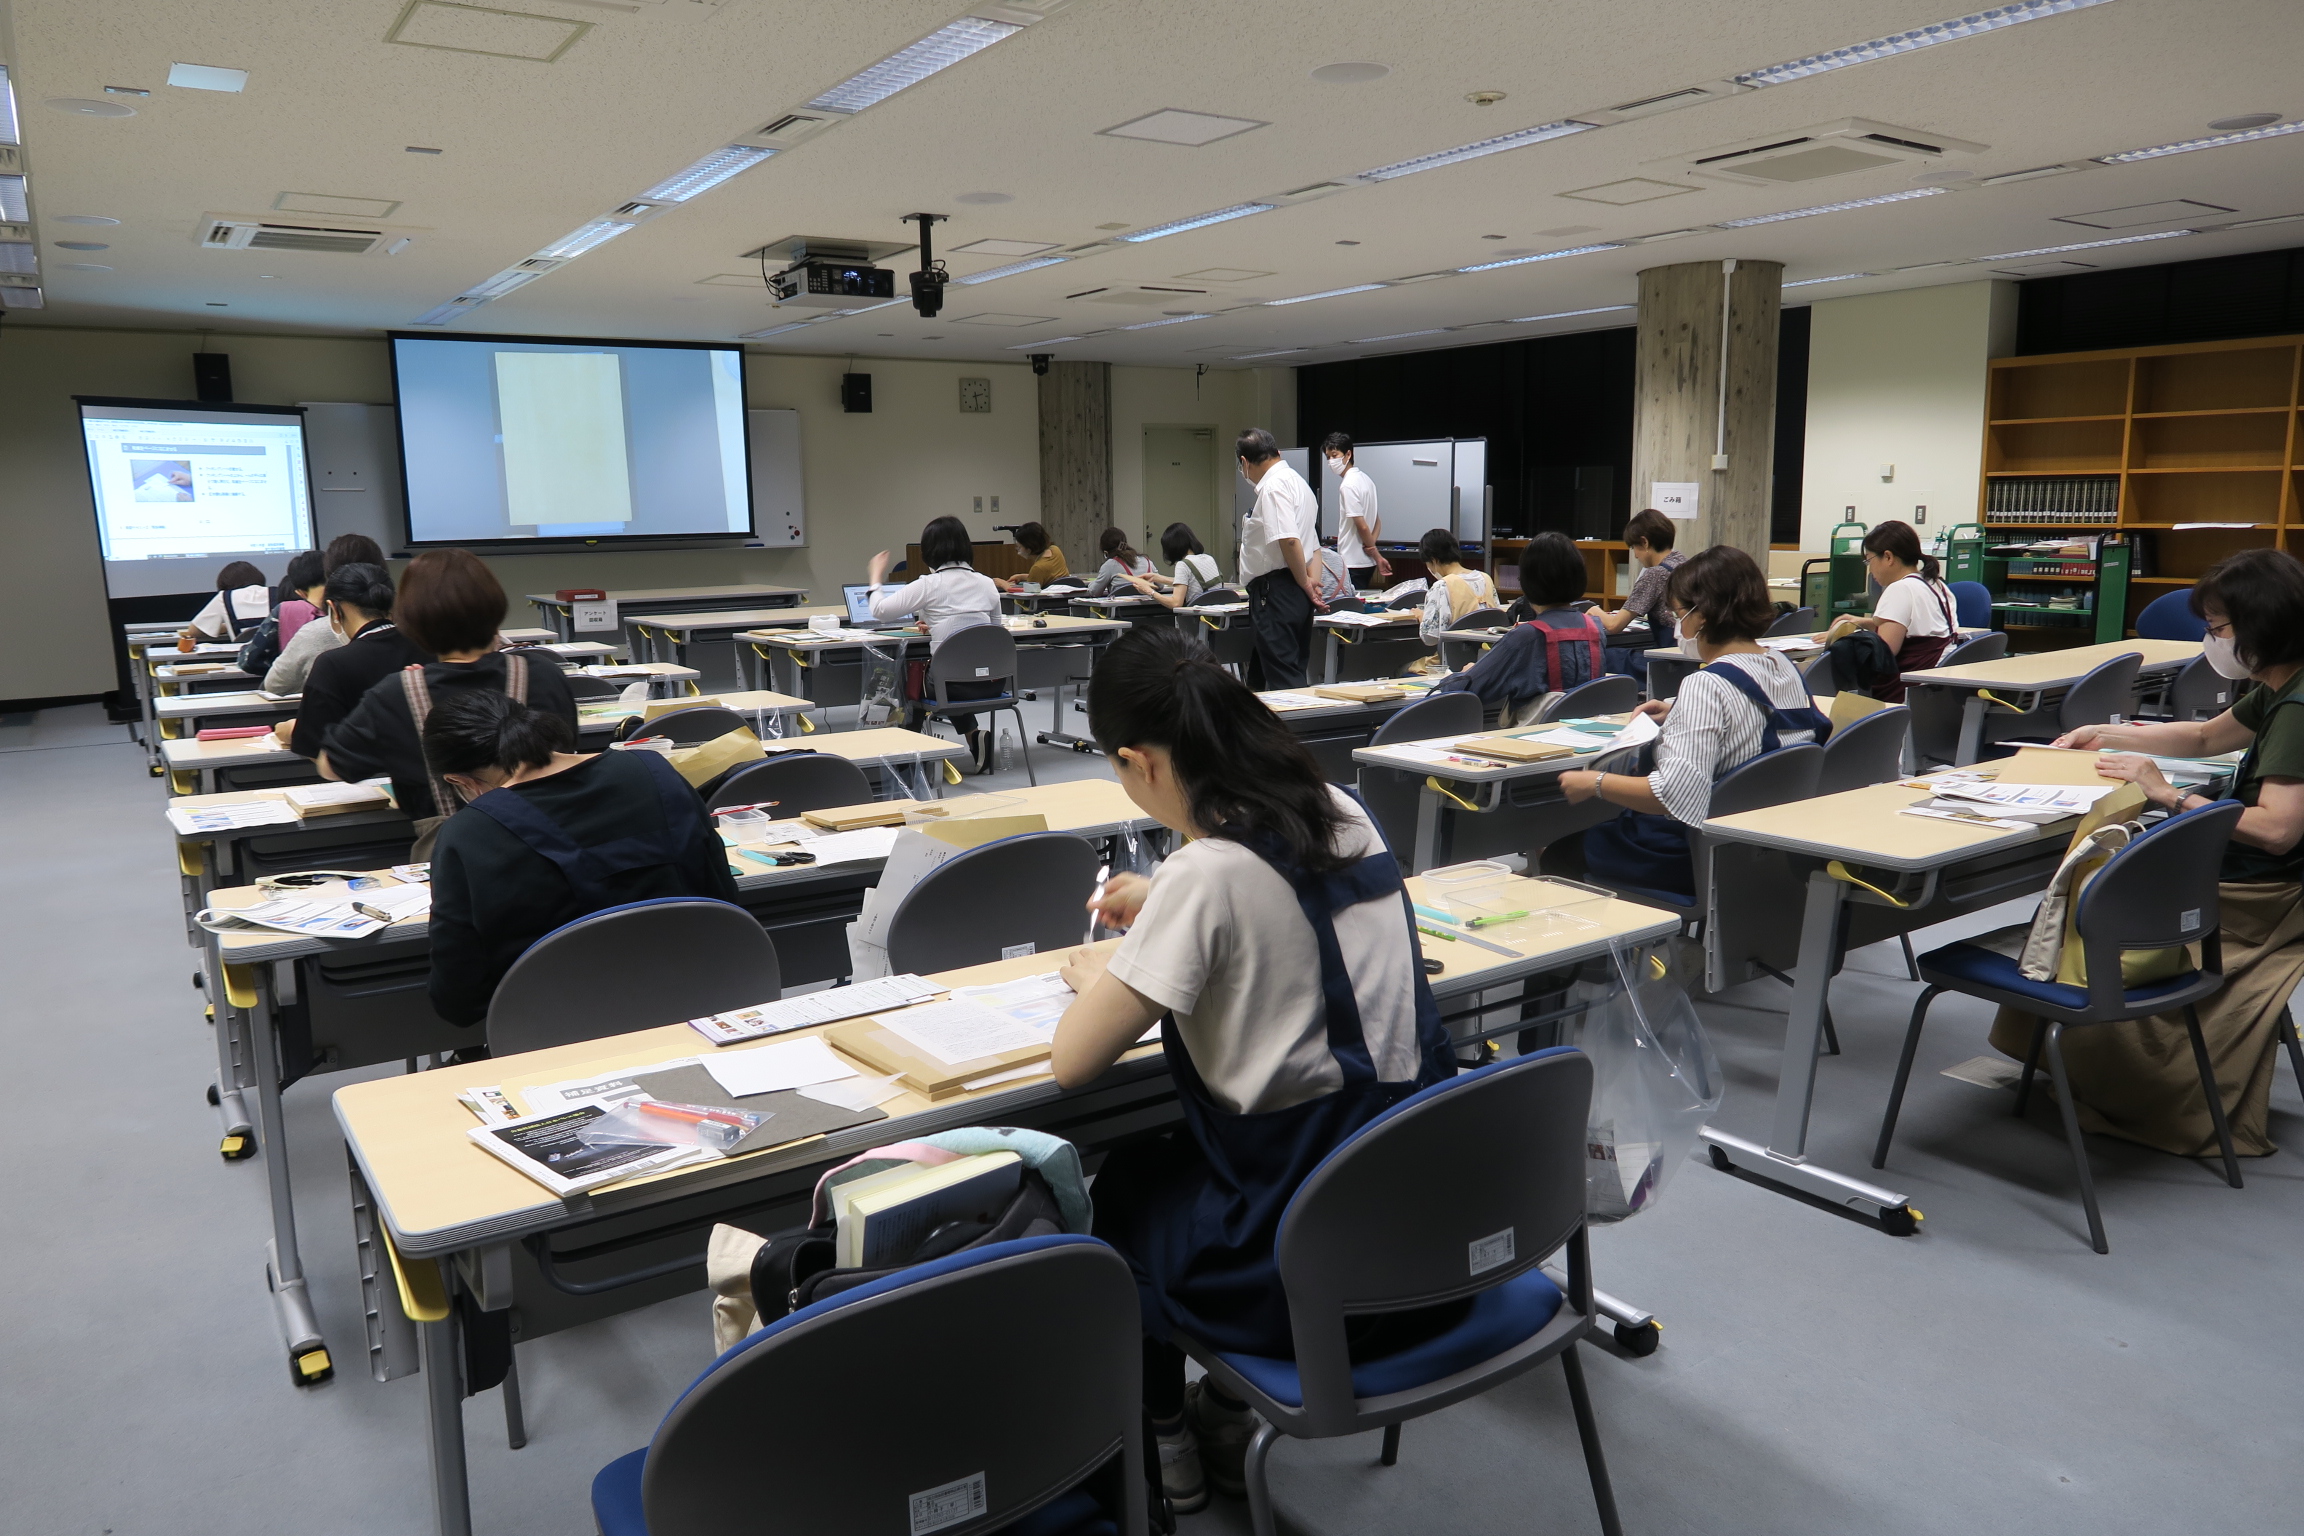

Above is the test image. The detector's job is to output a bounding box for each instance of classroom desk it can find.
[136,642,250,770]
[1698,778,2078,1232]
[1066,592,1175,630]
[1258,679,1440,782]
[153,689,298,734]
[1901,638,2200,766]
[1314,609,1427,684]
[742,615,1127,746]
[334,873,1677,1536]
[526,584,806,642]
[1353,721,1644,873]
[196,778,1161,1393]
[622,606,846,667]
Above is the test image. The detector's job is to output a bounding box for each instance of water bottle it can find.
[998,730,1016,773]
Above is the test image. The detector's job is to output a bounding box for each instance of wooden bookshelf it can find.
[1980,333,2301,646]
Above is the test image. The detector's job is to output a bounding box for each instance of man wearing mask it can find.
[1322,432,1388,592]
[1236,428,1326,690]
[273,563,433,756]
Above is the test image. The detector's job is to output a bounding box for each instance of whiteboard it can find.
[1317,438,1488,544]
[747,408,805,547]
[300,402,402,558]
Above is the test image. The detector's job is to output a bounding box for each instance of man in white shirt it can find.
[1234,428,1326,690]
[1321,432,1388,591]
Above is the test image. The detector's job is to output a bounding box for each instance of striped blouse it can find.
[1647,650,1821,826]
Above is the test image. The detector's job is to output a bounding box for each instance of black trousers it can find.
[1348,564,1378,593]
[1246,570,1314,691]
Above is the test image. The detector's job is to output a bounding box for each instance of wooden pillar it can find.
[1037,360,1111,563]
[1630,259,1783,561]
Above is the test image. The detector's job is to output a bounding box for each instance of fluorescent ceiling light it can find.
[1264,284,1385,305]
[410,297,487,326]
[1716,187,1947,227]
[1733,1,2117,89]
[167,62,249,93]
[464,269,541,299]
[1357,120,1595,182]
[640,145,776,203]
[1232,348,1307,359]
[955,254,1069,285]
[1506,305,1634,322]
[1353,329,1450,343]
[1976,229,2193,260]
[0,65,19,146]
[2229,213,2304,230]
[0,176,27,223]
[2093,118,2304,164]
[1458,244,1619,273]
[1783,273,1876,287]
[1005,336,1085,348]
[534,219,637,260]
[1114,203,1276,243]
[1120,313,1214,329]
[808,16,1021,114]
[740,322,814,338]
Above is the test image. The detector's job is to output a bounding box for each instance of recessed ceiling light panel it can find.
[1733,1,2117,89]
[1114,204,1275,242]
[167,62,249,93]
[1119,313,1214,329]
[1507,306,1635,323]
[1975,229,2195,261]
[1264,284,1385,305]
[640,145,775,202]
[1783,273,1876,287]
[53,214,121,226]
[1458,244,1620,273]
[1715,186,1947,227]
[809,17,1022,114]
[2095,119,2304,163]
[1358,120,1594,182]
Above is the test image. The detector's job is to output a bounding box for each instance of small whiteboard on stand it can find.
[747,408,805,547]
[1651,482,1700,520]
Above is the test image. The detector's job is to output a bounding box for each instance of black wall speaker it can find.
[193,352,234,403]
[840,372,872,413]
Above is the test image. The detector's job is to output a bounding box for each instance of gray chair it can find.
[1940,631,2009,666]
[1580,743,1824,919]
[1817,705,1911,795]
[1455,606,1508,631]
[2160,654,2237,723]
[705,752,873,815]
[1801,653,1838,699]
[1533,674,1639,724]
[922,623,1036,784]
[1982,652,2143,757]
[1764,606,1818,637]
[564,673,624,701]
[885,831,1101,974]
[486,898,780,1057]
[612,705,751,746]
[1358,691,1488,859]
[1873,801,2245,1253]
[590,1236,1145,1536]
[1900,634,2009,765]
[1179,1048,1620,1536]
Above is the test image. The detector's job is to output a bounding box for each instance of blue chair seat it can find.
[1919,941,2202,1015]
[593,1451,1114,1536]
[1213,1269,1564,1409]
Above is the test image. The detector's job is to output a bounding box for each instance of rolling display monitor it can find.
[390,332,753,548]
[77,400,315,599]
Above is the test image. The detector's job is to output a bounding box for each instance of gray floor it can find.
[5,700,2301,1536]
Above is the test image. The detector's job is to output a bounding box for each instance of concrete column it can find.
[1630,258,1784,561]
[1037,360,1111,560]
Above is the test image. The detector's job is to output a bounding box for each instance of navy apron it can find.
[1096,832,1455,1356]
[465,749,711,909]
[1582,661,1833,899]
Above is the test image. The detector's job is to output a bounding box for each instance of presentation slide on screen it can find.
[393,336,752,544]
[82,406,314,565]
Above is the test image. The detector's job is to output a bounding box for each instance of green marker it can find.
[1466,911,1529,928]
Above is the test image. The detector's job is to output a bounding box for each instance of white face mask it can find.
[2204,633,2253,680]
[1327,456,1347,475]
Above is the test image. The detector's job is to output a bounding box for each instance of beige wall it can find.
[0,328,1039,697]
[1798,280,2018,552]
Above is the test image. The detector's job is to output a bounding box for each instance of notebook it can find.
[832,1151,1024,1268]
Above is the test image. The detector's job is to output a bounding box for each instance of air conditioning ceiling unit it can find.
[1650,119,1987,187]
[199,214,411,255]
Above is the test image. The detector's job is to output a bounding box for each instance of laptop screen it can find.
[842,584,878,624]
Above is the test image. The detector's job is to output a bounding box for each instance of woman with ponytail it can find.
[1830,519,1960,702]
[1049,625,1453,1510]
[420,689,737,1029]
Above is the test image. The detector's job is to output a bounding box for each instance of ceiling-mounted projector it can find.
[767,237,897,307]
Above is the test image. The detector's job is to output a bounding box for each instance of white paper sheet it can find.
[877,998,1050,1066]
[1935,780,2113,814]
[167,800,300,836]
[798,1072,908,1111]
[704,1036,858,1098]
[795,826,903,865]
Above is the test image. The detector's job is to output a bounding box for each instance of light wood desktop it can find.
[1354,717,1643,872]
[526,583,807,640]
[740,614,1127,704]
[1313,607,1426,684]
[622,606,847,665]
[1902,638,2200,764]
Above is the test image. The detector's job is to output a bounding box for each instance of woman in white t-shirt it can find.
[1127,522,1226,609]
[1051,625,1452,1509]
[1833,519,1960,703]
[177,561,273,651]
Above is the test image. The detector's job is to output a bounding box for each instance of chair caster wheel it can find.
[1878,1203,1922,1237]
[1707,1144,1734,1173]
[206,1083,221,1106]
[291,1346,335,1387]
[1614,1320,1662,1357]
[220,1132,255,1161]
[193,970,206,990]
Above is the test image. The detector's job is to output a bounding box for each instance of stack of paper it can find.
[686,972,941,1045]
[167,800,300,836]
[283,782,392,817]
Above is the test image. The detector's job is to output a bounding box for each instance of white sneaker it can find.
[1156,1421,1209,1514]
[1185,1379,1261,1499]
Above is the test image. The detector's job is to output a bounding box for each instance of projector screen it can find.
[390,332,753,547]
[78,400,316,599]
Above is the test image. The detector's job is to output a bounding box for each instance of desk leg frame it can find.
[1699,869,1921,1235]
[244,962,334,1383]
[421,1301,472,1536]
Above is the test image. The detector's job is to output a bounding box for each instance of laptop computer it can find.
[841,583,913,630]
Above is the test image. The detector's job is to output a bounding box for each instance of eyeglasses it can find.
[2204,618,2234,638]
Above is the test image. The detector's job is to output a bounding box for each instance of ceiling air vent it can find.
[738,111,837,150]
[200,215,409,256]
[1652,119,1986,187]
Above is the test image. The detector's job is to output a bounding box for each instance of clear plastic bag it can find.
[575,1099,767,1153]
[857,637,907,731]
[1565,941,1723,1223]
